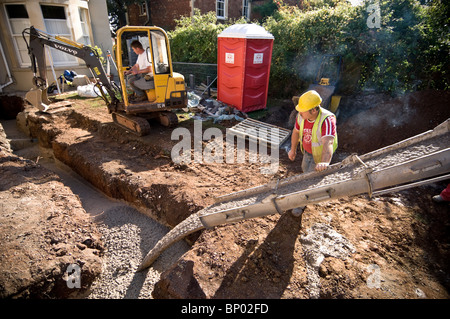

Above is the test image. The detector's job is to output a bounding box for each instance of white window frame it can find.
[3,3,31,68]
[243,0,251,20]
[216,0,228,20]
[138,3,147,16]
[78,7,91,46]
[41,4,78,67]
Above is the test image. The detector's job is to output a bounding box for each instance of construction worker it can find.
[124,40,152,102]
[288,89,338,216]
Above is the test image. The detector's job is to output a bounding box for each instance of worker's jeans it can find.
[301,151,316,174]
[292,152,315,217]
[127,74,145,97]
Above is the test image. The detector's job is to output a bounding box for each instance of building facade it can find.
[127,0,301,31]
[0,0,113,93]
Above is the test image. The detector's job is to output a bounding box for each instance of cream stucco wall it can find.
[0,0,113,93]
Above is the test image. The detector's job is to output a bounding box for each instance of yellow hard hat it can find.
[296,90,322,112]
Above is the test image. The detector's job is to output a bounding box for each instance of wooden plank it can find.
[232,119,290,133]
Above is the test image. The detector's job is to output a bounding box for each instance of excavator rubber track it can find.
[111,112,151,136]
[158,111,179,127]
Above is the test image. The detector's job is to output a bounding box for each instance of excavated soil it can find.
[1,89,449,299]
[0,126,104,298]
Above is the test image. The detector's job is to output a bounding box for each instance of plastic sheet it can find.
[77,84,107,98]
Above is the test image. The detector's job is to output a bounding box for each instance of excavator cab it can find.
[113,26,187,130]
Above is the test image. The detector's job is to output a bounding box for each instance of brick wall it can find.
[227,0,243,19]
[251,0,303,20]
[127,1,304,31]
[127,3,150,26]
[127,1,191,30]
[195,0,216,14]
[195,0,248,20]
[149,0,191,30]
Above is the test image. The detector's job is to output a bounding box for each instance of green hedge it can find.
[169,1,449,97]
[168,10,247,64]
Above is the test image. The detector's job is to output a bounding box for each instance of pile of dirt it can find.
[3,98,277,298]
[0,123,104,298]
[261,89,450,156]
[23,103,274,230]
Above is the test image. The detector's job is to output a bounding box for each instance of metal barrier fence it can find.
[173,62,217,95]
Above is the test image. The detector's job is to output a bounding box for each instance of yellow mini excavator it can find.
[23,26,187,136]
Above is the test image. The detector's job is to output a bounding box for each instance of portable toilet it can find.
[217,24,274,113]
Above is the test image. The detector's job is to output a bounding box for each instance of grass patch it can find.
[50,91,106,109]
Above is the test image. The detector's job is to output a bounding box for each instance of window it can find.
[243,0,250,20]
[216,0,227,20]
[79,8,91,45]
[4,4,31,67]
[138,3,147,16]
[151,31,169,74]
[41,5,77,66]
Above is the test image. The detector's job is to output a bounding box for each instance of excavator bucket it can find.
[25,87,51,112]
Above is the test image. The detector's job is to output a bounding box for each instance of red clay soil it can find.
[0,139,104,298]
[0,89,449,299]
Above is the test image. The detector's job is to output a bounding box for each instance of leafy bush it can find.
[263,2,364,96]
[414,0,450,91]
[168,9,247,63]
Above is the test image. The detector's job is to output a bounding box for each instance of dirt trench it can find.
[23,101,273,230]
[1,89,450,299]
[0,120,104,298]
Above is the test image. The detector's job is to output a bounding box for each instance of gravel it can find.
[38,157,190,299]
[87,205,189,299]
[300,223,356,299]
[138,209,205,271]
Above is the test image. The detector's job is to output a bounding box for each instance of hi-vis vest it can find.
[297,107,338,164]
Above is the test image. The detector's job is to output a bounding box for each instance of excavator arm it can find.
[23,26,119,112]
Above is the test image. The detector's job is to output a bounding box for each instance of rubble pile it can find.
[186,91,247,124]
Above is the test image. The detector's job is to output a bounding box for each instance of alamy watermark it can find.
[366,264,381,289]
[171,120,279,174]
[66,263,81,289]
[366,1,381,29]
